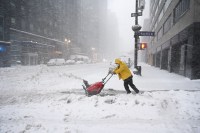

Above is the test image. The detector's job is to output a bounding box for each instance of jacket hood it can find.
[115,58,122,64]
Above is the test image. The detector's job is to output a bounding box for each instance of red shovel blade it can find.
[87,82,104,95]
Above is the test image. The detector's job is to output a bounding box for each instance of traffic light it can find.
[139,43,147,50]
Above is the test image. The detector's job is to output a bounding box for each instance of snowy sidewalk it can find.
[132,63,200,91]
[106,63,200,92]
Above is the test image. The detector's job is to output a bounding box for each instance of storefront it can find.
[152,23,200,79]
[0,41,11,67]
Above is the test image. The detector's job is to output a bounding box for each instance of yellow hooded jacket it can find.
[113,59,132,80]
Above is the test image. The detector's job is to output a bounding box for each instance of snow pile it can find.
[0,63,200,133]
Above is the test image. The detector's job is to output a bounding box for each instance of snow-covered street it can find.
[1,63,200,133]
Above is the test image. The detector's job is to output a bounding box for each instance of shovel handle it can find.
[103,74,113,85]
[102,73,110,81]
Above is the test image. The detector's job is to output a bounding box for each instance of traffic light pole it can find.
[134,0,139,69]
[132,0,146,76]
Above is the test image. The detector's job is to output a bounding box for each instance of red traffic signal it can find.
[139,43,147,50]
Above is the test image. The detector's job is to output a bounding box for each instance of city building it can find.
[0,0,79,66]
[0,0,11,67]
[0,0,109,66]
[146,0,200,79]
[10,0,67,65]
[77,0,108,61]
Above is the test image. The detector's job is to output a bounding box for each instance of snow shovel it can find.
[82,73,113,96]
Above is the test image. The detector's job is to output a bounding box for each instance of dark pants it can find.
[124,76,139,93]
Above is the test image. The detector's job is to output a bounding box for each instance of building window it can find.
[10,1,16,8]
[30,23,34,31]
[159,0,162,6]
[49,32,53,37]
[21,19,26,30]
[11,17,16,25]
[37,27,41,33]
[155,21,158,29]
[155,6,158,16]
[152,26,155,32]
[0,17,4,40]
[163,14,172,34]
[150,0,155,12]
[164,0,172,11]
[158,10,164,23]
[174,0,190,23]
[157,27,163,40]
[21,6,25,15]
[44,29,47,35]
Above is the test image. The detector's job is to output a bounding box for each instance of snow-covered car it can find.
[47,58,66,66]
[65,59,75,65]
[13,60,22,66]
[70,55,91,64]
[75,61,84,64]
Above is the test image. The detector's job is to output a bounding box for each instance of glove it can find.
[112,71,116,75]
[108,69,113,74]
[108,67,116,74]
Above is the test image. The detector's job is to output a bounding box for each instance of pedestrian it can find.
[112,58,139,94]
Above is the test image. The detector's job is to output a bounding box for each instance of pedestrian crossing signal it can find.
[139,43,147,50]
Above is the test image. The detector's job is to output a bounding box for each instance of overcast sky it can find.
[108,0,150,54]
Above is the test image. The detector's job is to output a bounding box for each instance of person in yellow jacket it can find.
[113,58,139,94]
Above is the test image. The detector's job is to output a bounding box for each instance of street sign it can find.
[131,12,142,17]
[135,31,155,36]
